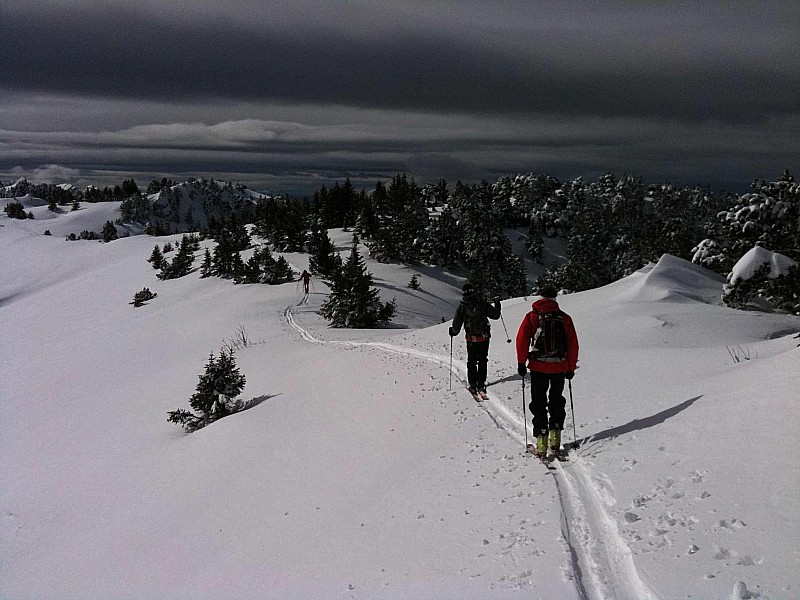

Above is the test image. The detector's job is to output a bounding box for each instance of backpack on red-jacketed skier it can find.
[529,310,567,362]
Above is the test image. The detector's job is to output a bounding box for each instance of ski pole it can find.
[500,313,511,343]
[448,335,453,391]
[569,379,579,449]
[522,375,528,448]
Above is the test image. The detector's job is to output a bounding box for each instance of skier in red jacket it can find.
[516,285,579,457]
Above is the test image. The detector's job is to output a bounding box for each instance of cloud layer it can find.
[1,1,798,193]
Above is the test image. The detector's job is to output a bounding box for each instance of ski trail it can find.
[285,303,660,600]
[553,461,660,600]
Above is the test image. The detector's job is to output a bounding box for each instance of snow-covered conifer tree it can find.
[167,349,246,432]
[308,228,343,278]
[319,237,396,328]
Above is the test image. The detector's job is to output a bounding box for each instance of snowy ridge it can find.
[610,254,726,305]
[285,297,660,600]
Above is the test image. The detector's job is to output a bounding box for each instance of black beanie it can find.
[538,285,557,298]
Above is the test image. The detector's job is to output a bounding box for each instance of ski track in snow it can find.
[285,300,661,600]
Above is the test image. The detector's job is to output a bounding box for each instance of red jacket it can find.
[516,298,579,374]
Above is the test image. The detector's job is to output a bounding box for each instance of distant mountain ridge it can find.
[134,179,268,234]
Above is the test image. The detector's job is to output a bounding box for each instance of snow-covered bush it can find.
[130,287,157,307]
[698,171,799,275]
[691,239,729,272]
[723,246,799,314]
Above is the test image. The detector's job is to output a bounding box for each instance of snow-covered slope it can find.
[2,194,143,238]
[1,208,799,600]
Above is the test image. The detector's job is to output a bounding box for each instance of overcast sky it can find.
[1,0,798,196]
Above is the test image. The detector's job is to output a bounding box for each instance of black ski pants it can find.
[465,340,490,389]
[529,371,566,436]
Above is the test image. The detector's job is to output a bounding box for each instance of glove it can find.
[517,363,527,378]
[448,327,456,337]
[565,371,575,380]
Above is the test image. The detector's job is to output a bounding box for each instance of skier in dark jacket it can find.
[299,269,311,294]
[516,285,579,457]
[449,283,502,395]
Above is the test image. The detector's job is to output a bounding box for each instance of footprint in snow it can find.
[624,511,641,523]
[713,546,733,560]
[732,580,759,599]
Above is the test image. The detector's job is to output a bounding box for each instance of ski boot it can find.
[549,429,568,461]
[535,433,548,458]
[549,429,561,452]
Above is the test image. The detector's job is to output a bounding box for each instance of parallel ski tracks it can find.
[285,302,660,600]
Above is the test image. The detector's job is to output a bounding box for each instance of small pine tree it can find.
[236,247,303,285]
[167,348,246,432]
[272,256,295,284]
[158,236,196,280]
[506,254,528,298]
[527,217,544,264]
[212,229,249,278]
[3,201,27,219]
[308,228,342,278]
[408,274,421,290]
[319,239,396,328]
[200,248,213,278]
[148,245,165,270]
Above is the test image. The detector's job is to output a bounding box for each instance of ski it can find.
[526,444,556,470]
[467,388,482,402]
[550,450,569,462]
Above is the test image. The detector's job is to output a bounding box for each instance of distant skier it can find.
[449,283,501,396]
[299,269,311,294]
[516,285,579,458]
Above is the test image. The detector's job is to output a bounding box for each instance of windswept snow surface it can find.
[2,204,799,600]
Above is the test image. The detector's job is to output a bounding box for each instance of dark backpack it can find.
[462,299,489,337]
[529,310,567,362]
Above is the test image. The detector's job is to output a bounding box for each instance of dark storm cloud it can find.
[1,1,798,195]
[2,1,798,122]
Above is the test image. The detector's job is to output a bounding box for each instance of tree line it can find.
[5,168,797,313]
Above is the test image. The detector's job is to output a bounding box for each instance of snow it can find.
[2,196,143,237]
[729,246,797,285]
[2,202,799,600]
